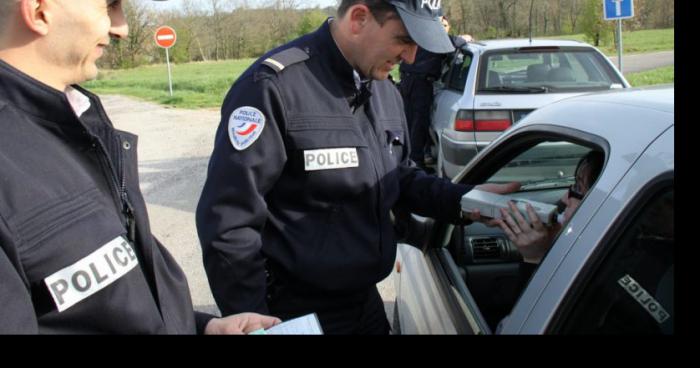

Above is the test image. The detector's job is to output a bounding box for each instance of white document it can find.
[263,313,324,335]
[461,189,558,224]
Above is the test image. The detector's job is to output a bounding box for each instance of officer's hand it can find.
[474,181,521,194]
[204,312,282,335]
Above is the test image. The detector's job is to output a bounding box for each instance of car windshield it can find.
[486,141,592,190]
[477,48,623,93]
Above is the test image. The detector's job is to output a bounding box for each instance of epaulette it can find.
[261,47,310,74]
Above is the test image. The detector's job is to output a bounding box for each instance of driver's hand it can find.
[464,208,501,226]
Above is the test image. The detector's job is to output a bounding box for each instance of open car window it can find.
[487,141,591,191]
[443,138,602,332]
[443,50,473,92]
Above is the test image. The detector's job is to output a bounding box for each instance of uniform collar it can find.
[315,18,363,93]
[0,59,97,125]
[313,19,373,110]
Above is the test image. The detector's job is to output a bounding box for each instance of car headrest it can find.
[548,67,575,82]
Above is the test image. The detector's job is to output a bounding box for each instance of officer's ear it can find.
[18,0,51,36]
[347,4,371,35]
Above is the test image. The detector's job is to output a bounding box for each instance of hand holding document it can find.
[248,313,323,335]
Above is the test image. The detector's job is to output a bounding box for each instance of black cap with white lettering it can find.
[388,0,454,54]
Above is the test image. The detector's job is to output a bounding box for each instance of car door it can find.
[393,122,673,335]
[502,127,674,334]
[431,48,476,145]
[393,127,609,334]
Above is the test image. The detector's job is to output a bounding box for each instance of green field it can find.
[542,28,673,56]
[83,58,255,109]
[625,65,674,87]
[84,28,672,109]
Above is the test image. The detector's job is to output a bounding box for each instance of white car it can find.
[393,86,674,334]
[431,39,630,178]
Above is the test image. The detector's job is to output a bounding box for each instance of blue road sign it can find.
[604,0,634,20]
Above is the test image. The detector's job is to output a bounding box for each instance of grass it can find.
[541,28,674,56]
[83,58,256,109]
[84,28,673,109]
[625,65,674,87]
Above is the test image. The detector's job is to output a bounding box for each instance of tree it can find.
[567,0,581,33]
[101,0,156,68]
[580,0,613,46]
[296,9,328,37]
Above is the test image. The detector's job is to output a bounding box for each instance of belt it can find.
[265,258,371,298]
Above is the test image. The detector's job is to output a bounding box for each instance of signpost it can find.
[154,26,177,96]
[603,0,634,74]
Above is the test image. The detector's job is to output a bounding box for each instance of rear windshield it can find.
[477,48,624,93]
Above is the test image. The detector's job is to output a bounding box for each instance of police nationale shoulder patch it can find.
[228,106,266,150]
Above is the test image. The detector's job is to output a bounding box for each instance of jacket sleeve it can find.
[391,85,473,224]
[0,216,39,333]
[396,164,473,224]
[194,311,217,335]
[195,71,287,316]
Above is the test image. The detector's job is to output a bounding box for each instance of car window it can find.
[487,141,591,191]
[446,139,599,331]
[444,51,473,92]
[557,184,674,334]
[477,48,623,93]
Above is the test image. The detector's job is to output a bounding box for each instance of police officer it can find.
[398,15,469,168]
[0,0,280,334]
[196,0,518,334]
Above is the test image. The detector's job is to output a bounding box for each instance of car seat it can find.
[487,70,502,87]
[526,64,550,83]
[547,66,575,82]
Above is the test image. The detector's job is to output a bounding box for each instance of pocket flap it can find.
[287,129,367,150]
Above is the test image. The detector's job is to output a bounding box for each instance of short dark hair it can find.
[337,0,398,25]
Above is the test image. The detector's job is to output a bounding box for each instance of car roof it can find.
[556,85,674,113]
[514,86,674,149]
[466,38,594,51]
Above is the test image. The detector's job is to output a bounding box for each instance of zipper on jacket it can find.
[90,136,135,243]
[358,107,385,254]
[117,136,136,243]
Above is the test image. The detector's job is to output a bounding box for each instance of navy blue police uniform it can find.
[0,60,214,334]
[196,20,473,334]
[399,35,466,165]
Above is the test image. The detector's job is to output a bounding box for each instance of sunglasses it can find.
[568,183,585,200]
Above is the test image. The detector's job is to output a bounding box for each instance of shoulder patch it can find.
[227,106,266,151]
[261,47,310,73]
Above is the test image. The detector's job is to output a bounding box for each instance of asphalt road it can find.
[101,95,397,320]
[608,50,674,74]
[100,50,672,323]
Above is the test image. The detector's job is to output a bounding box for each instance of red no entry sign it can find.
[154,26,176,48]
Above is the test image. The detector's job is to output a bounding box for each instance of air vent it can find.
[470,237,502,260]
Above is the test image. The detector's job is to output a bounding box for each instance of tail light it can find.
[454,110,474,131]
[454,110,512,132]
